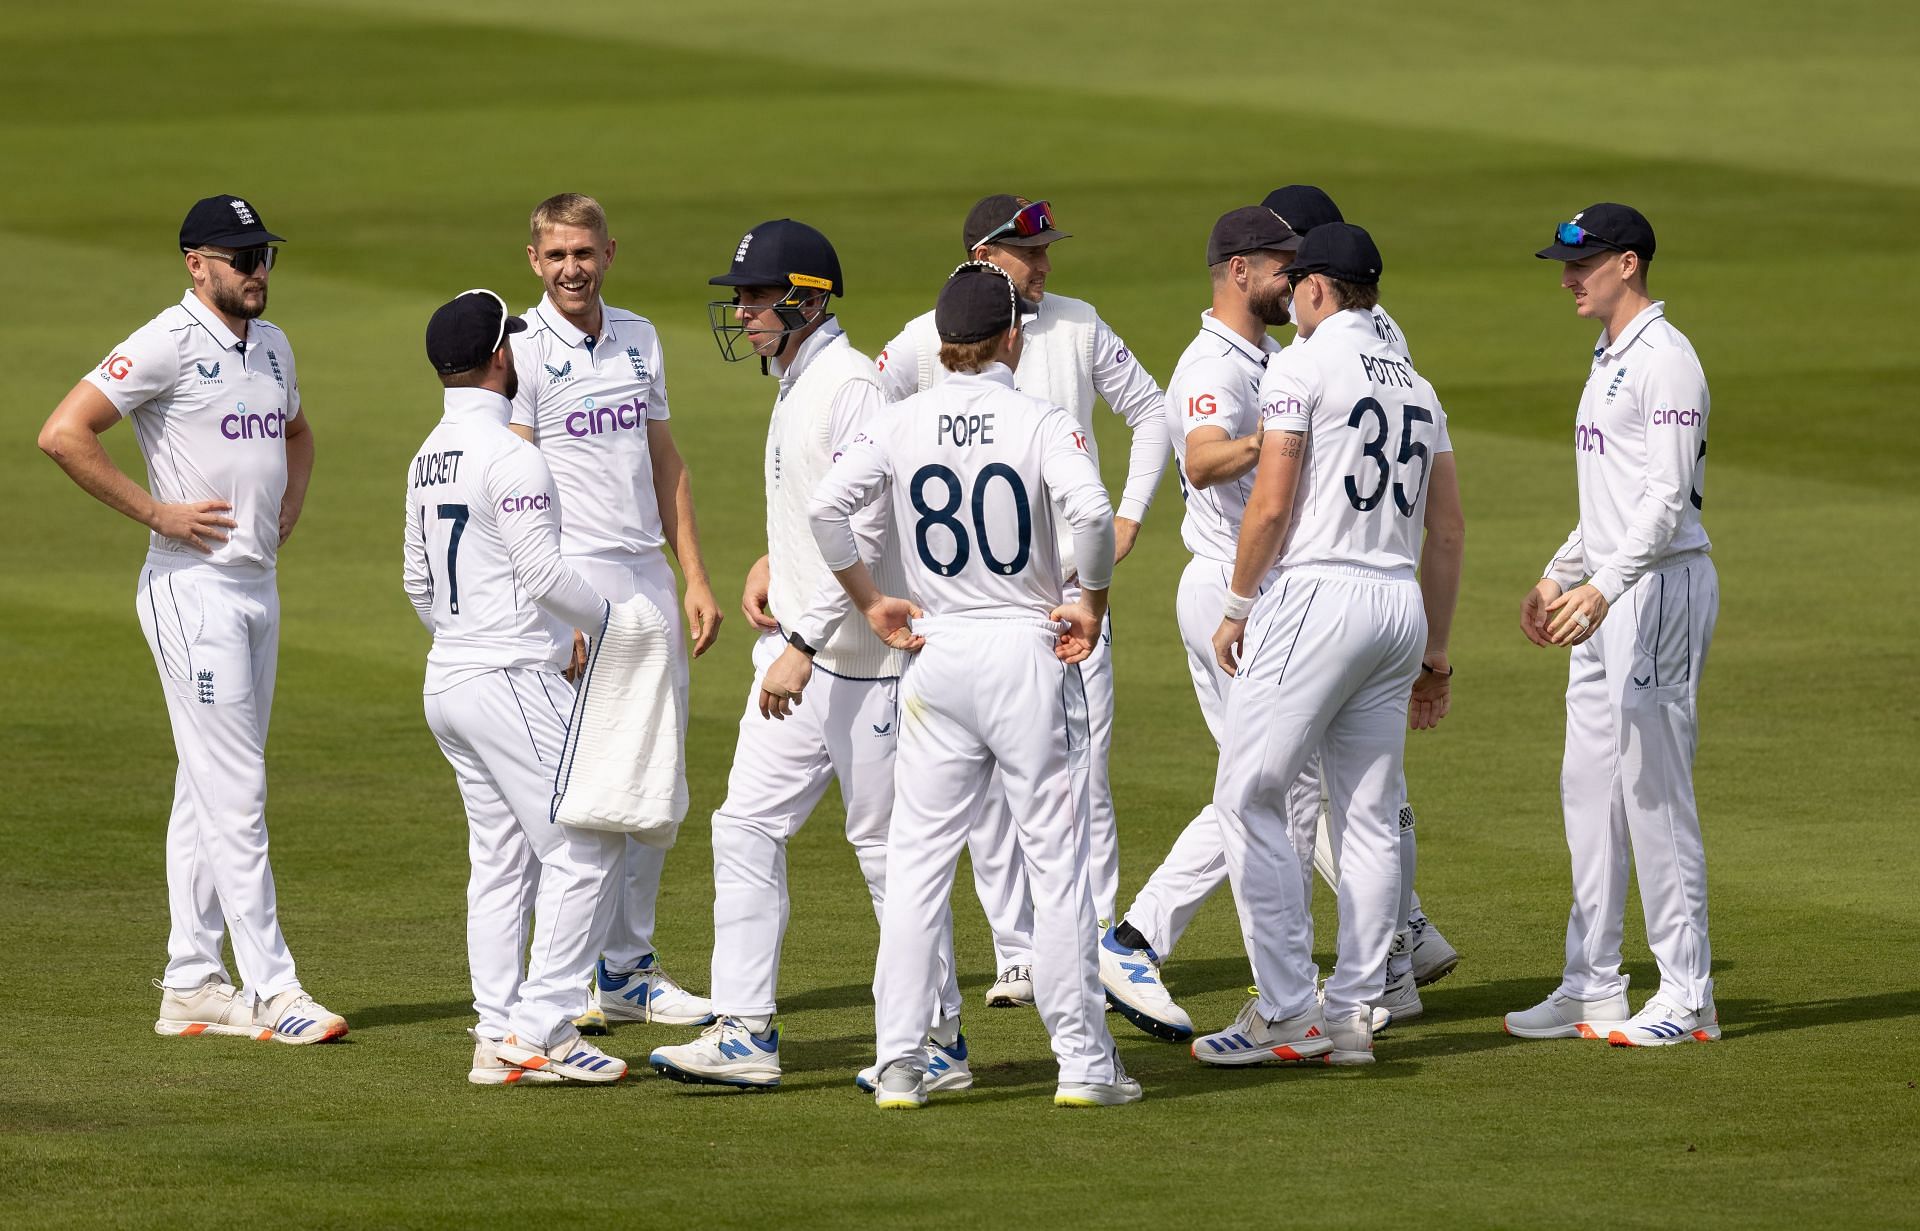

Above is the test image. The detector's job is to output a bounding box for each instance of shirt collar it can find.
[949,361,1017,389]
[772,318,845,391]
[535,293,613,351]
[1596,301,1665,360]
[1309,309,1378,342]
[1199,310,1282,365]
[442,387,511,424]
[179,289,246,352]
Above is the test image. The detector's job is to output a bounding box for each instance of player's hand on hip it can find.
[151,499,236,554]
[1212,616,1248,676]
[864,596,925,653]
[1049,602,1100,663]
[685,582,722,657]
[741,555,779,632]
[1409,656,1452,730]
[563,630,589,682]
[1544,583,1608,647]
[1520,579,1563,647]
[1113,516,1142,565]
[758,646,813,720]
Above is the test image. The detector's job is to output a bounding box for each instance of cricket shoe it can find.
[1055,1065,1144,1108]
[467,1028,561,1086]
[596,955,716,1027]
[649,1017,781,1090]
[857,1034,974,1094]
[496,1029,626,1083]
[154,978,270,1040]
[1608,988,1721,1048]
[1405,909,1461,987]
[255,988,349,1045]
[1098,924,1194,1043]
[1371,965,1423,1034]
[985,965,1035,1008]
[1191,996,1334,1066]
[874,1063,926,1110]
[1503,975,1632,1040]
[1322,1011,1375,1066]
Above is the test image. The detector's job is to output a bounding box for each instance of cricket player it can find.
[648,220,964,1091]
[875,194,1168,1008]
[1190,224,1462,1069]
[37,195,344,1044]
[404,288,627,1085]
[507,193,718,1032]
[813,260,1138,1109]
[1506,203,1720,1047]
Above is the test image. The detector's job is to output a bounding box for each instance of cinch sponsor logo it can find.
[565,397,648,437]
[1653,406,1702,427]
[221,403,285,440]
[1575,423,1605,454]
[1263,395,1304,420]
[500,493,551,513]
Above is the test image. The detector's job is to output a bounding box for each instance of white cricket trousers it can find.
[1559,554,1718,1011]
[1125,558,1420,961]
[136,562,299,1001]
[967,599,1117,969]
[569,550,687,969]
[1214,567,1425,1022]
[709,631,961,1021]
[426,668,623,1047]
[875,617,1118,1085]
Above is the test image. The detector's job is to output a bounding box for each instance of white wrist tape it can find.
[1221,589,1254,621]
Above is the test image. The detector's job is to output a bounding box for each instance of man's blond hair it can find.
[529,193,608,244]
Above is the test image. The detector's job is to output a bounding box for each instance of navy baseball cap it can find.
[1287,223,1383,285]
[936,261,1038,344]
[179,194,284,251]
[1260,185,1343,235]
[709,219,844,297]
[426,289,525,374]
[1207,206,1302,265]
[964,194,1071,250]
[1537,203,1656,262]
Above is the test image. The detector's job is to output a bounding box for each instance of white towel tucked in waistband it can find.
[551,597,687,844]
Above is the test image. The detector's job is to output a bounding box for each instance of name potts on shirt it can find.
[565,397,648,438]
[221,405,286,440]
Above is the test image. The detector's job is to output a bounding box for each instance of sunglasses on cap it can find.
[975,200,1056,248]
[195,246,278,276]
[1552,222,1622,252]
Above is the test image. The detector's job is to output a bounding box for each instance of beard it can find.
[210,279,266,320]
[504,365,519,402]
[1250,282,1292,328]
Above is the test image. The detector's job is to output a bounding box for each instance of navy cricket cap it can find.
[179,194,284,251]
[1287,222,1383,285]
[426,289,526,375]
[1260,185,1343,235]
[1536,203,1656,262]
[963,194,1071,250]
[936,261,1039,344]
[1207,206,1302,265]
[709,219,844,297]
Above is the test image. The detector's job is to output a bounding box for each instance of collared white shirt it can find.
[1168,310,1283,564]
[83,290,302,572]
[1259,309,1452,573]
[1543,301,1711,603]
[1289,303,1412,362]
[509,294,671,559]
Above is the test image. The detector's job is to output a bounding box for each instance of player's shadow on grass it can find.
[1718,989,1920,1039]
[349,999,474,1030]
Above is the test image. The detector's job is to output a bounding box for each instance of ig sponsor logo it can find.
[101,352,133,380]
[1187,393,1218,417]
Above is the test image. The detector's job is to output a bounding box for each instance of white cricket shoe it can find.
[857,1033,973,1094]
[154,978,270,1040]
[1406,909,1461,987]
[496,1029,626,1083]
[1371,965,1423,1034]
[985,965,1035,1008]
[255,988,349,1045]
[1322,1011,1375,1066]
[596,955,716,1027]
[467,1028,562,1086]
[1191,996,1334,1066]
[1607,987,1722,1048]
[1503,976,1633,1040]
[874,1063,927,1110]
[648,1017,781,1089]
[1055,1067,1144,1108]
[1098,924,1194,1043]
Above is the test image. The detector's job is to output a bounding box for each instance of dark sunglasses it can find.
[975,200,1055,247]
[196,246,278,275]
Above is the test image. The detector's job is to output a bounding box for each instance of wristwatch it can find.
[787,631,817,658]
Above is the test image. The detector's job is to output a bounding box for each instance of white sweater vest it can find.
[766,335,907,679]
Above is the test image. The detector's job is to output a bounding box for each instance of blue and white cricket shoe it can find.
[1191,996,1334,1066]
[254,988,348,1045]
[495,1029,627,1084]
[649,1017,781,1089]
[1607,986,1721,1047]
[1098,924,1194,1043]
[596,955,715,1028]
[856,1034,974,1094]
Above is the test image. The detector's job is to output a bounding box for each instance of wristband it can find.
[787,631,817,658]
[1221,589,1254,621]
[1421,661,1452,677]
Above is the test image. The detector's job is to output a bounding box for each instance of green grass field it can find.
[4,2,1917,1226]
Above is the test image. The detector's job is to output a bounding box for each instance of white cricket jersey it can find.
[509,295,670,558]
[811,364,1113,620]
[1543,302,1711,604]
[403,388,609,693]
[1258,309,1452,573]
[1168,311,1282,564]
[1290,303,1412,362]
[83,290,302,573]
